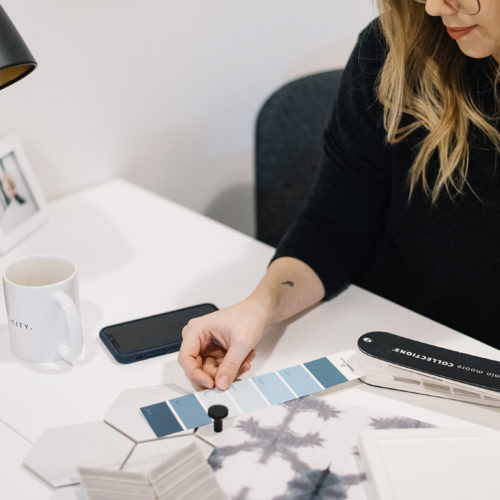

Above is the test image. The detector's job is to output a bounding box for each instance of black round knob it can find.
[208,404,228,433]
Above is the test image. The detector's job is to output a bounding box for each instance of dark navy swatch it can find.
[140,402,183,437]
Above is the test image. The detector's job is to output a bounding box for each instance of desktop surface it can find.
[0,180,498,499]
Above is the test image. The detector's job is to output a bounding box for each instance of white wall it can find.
[0,1,376,236]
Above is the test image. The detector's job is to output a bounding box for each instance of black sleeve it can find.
[272,20,392,299]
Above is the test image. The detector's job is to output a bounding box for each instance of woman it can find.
[179,0,500,391]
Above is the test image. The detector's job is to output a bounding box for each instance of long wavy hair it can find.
[376,0,500,202]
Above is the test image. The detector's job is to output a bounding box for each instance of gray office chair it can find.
[255,69,344,247]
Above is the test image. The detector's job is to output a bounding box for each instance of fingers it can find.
[178,301,263,392]
[215,344,255,391]
[178,330,215,389]
[238,350,256,374]
[200,348,256,383]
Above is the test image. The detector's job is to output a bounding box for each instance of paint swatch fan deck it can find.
[355,331,500,407]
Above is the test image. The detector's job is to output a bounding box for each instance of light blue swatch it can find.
[170,393,211,429]
[228,379,269,413]
[278,365,322,397]
[253,372,295,405]
[196,389,241,418]
[304,357,347,388]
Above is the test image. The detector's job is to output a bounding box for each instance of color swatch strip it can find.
[141,351,358,438]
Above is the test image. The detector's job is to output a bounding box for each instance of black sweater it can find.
[273,21,500,348]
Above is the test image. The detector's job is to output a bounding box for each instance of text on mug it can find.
[9,318,33,331]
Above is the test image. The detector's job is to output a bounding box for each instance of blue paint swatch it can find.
[140,402,183,437]
[304,357,347,388]
[228,379,269,413]
[253,372,295,405]
[279,365,322,397]
[140,354,358,438]
[196,389,241,418]
[170,394,211,429]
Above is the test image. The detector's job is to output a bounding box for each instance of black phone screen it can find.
[100,303,217,358]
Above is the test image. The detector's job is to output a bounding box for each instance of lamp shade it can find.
[0,4,36,90]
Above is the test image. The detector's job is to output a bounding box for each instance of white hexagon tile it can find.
[24,421,134,487]
[104,384,194,442]
[49,485,80,500]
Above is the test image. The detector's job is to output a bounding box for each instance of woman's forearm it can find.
[246,256,325,326]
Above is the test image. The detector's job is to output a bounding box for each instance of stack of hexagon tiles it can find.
[78,442,223,499]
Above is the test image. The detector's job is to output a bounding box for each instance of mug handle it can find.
[52,290,83,361]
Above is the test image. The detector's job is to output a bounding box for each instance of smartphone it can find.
[99,303,218,364]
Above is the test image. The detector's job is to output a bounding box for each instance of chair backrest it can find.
[255,69,343,247]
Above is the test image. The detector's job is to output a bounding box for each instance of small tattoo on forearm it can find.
[281,280,295,287]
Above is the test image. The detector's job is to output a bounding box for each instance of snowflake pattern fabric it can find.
[206,395,432,499]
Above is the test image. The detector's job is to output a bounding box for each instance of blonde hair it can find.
[376,0,500,202]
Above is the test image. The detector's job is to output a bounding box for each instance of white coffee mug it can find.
[3,254,83,363]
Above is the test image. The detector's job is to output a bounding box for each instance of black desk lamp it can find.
[0,4,36,90]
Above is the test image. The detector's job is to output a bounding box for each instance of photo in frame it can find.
[0,135,47,254]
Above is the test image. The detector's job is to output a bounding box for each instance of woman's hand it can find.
[178,299,268,390]
[178,257,325,391]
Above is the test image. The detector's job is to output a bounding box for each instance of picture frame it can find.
[0,134,47,254]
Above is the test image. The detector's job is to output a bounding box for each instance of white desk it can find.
[1,179,499,498]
